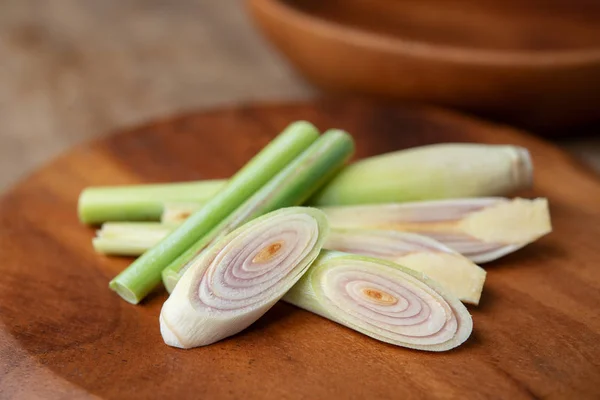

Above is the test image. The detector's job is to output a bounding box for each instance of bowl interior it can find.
[282,0,600,52]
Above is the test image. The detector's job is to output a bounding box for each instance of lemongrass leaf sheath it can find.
[160,207,329,348]
[161,129,355,293]
[325,230,486,304]
[283,251,472,352]
[78,180,224,224]
[309,143,532,206]
[322,198,552,263]
[109,121,320,304]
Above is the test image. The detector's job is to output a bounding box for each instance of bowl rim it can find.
[249,0,600,67]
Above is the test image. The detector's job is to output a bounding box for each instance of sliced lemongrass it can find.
[325,229,486,305]
[321,197,551,263]
[109,121,320,304]
[308,143,532,206]
[160,207,328,348]
[161,129,354,293]
[283,251,472,351]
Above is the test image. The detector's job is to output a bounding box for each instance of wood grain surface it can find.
[1,100,599,399]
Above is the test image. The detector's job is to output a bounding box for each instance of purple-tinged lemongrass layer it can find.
[325,230,486,305]
[321,198,551,263]
[284,251,472,351]
[160,207,328,349]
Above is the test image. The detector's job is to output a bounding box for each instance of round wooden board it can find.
[1,99,599,399]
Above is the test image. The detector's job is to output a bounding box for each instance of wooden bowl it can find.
[247,0,600,132]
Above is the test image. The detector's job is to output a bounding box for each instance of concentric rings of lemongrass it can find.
[284,252,472,352]
[160,207,328,349]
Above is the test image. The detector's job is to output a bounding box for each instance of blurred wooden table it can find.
[0,0,598,191]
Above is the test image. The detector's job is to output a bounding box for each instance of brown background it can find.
[0,0,598,192]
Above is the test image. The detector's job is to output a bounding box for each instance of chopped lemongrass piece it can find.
[93,222,175,256]
[160,207,328,348]
[321,197,551,263]
[283,251,472,352]
[161,129,354,293]
[325,229,486,305]
[78,181,223,224]
[109,121,320,304]
[161,203,202,224]
[308,143,532,206]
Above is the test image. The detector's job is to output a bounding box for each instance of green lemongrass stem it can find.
[160,207,329,348]
[94,222,485,305]
[308,143,532,206]
[283,251,473,352]
[161,129,355,293]
[79,143,532,225]
[109,121,320,304]
[321,197,551,263]
[79,181,223,224]
[325,230,486,305]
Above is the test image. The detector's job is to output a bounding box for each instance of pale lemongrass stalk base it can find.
[321,197,551,263]
[326,230,486,305]
[160,207,329,348]
[284,251,472,352]
[309,143,533,206]
[94,222,175,256]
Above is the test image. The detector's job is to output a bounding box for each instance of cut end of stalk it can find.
[325,230,486,305]
[160,207,329,348]
[396,252,486,305]
[511,146,534,191]
[163,272,180,294]
[285,252,472,352]
[109,280,140,305]
[460,197,551,244]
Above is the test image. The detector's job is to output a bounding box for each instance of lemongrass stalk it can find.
[161,129,355,292]
[78,181,224,224]
[93,222,176,256]
[79,143,532,225]
[160,207,329,348]
[325,229,486,304]
[109,121,320,304]
[322,197,552,263]
[283,251,472,352]
[308,143,532,206]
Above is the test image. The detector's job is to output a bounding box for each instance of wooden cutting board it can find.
[1,100,599,399]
